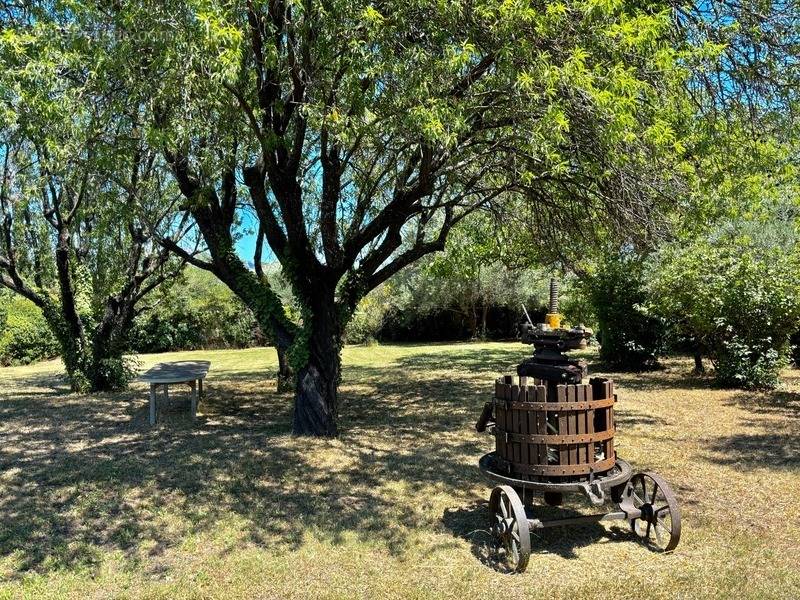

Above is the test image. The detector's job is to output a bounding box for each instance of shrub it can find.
[0,296,60,366]
[581,252,666,370]
[344,284,392,345]
[647,234,800,389]
[790,331,800,367]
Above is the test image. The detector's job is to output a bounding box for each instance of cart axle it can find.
[528,509,641,530]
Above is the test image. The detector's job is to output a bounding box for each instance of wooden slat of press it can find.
[576,384,587,464]
[535,385,547,468]
[510,381,521,467]
[504,375,514,463]
[520,379,539,479]
[567,385,578,464]
[496,378,507,460]
[524,380,537,477]
[600,380,610,461]
[525,383,535,476]
[591,379,607,435]
[557,385,568,466]
[505,376,514,464]
[584,383,594,465]
[518,377,529,475]
[607,380,615,461]
[590,377,605,462]
[494,378,502,459]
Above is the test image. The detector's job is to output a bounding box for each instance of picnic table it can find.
[139,361,210,425]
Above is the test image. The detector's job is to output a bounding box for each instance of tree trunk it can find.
[480,302,489,339]
[52,229,93,391]
[276,343,293,392]
[207,248,297,393]
[467,297,478,339]
[292,297,340,437]
[87,299,137,392]
[693,352,705,374]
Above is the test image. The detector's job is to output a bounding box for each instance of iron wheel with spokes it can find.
[626,472,681,552]
[488,485,531,573]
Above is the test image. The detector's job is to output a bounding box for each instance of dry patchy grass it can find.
[0,343,798,599]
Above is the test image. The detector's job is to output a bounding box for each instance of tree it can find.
[0,10,186,391]
[156,182,298,392]
[120,0,699,435]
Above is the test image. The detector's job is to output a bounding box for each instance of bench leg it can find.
[198,378,203,399]
[149,384,156,425]
[191,380,198,420]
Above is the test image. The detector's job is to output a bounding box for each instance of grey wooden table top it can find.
[139,360,211,384]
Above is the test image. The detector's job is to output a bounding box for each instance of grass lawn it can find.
[0,342,798,599]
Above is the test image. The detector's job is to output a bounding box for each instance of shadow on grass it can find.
[615,410,668,428]
[725,389,800,420]
[607,371,713,392]
[705,433,800,470]
[0,371,72,400]
[3,346,798,580]
[0,358,495,577]
[392,346,526,374]
[704,389,800,470]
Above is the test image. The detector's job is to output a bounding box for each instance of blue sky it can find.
[234,211,260,264]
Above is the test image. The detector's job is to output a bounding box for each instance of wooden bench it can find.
[139,361,210,425]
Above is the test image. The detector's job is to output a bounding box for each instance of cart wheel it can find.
[626,472,681,552]
[488,485,531,573]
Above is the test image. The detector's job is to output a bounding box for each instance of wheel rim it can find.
[488,485,531,572]
[626,472,681,552]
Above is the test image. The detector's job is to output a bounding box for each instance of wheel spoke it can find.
[657,513,672,534]
[653,521,666,546]
[628,473,681,553]
[510,539,519,565]
[489,487,530,572]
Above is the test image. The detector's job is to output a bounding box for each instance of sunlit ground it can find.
[0,343,798,599]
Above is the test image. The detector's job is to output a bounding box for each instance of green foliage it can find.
[89,356,140,392]
[581,252,666,370]
[344,284,393,345]
[121,0,701,395]
[0,8,185,392]
[558,276,598,331]
[0,295,59,366]
[790,331,800,367]
[129,268,262,353]
[647,214,800,389]
[379,213,550,340]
